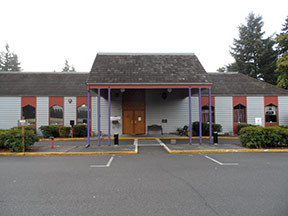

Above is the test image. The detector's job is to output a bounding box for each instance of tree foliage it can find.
[0,44,21,71]
[275,16,288,89]
[62,59,76,72]
[229,12,277,84]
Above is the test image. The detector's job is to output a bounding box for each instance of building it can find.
[1,53,288,144]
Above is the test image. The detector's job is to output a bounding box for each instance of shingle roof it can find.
[205,72,288,96]
[87,53,211,85]
[0,72,89,96]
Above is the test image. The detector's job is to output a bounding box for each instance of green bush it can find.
[192,121,222,136]
[73,125,87,137]
[0,129,39,152]
[239,126,288,148]
[59,126,71,138]
[236,124,256,135]
[39,125,59,138]
[11,126,35,132]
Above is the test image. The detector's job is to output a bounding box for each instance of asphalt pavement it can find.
[1,144,288,216]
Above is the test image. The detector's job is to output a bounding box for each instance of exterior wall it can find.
[36,97,49,135]
[215,97,233,134]
[146,90,198,134]
[64,97,76,127]
[247,96,265,126]
[279,96,288,125]
[91,92,122,135]
[0,97,21,129]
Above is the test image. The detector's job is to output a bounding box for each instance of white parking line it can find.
[156,138,171,152]
[90,155,115,168]
[200,153,239,166]
[134,139,138,153]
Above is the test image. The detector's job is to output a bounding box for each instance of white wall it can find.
[215,97,233,134]
[247,96,265,126]
[64,97,76,127]
[0,97,21,129]
[36,97,49,135]
[278,96,288,125]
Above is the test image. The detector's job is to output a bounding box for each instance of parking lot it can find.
[1,143,288,216]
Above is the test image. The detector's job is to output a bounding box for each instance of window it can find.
[265,104,277,123]
[202,105,215,123]
[77,104,88,124]
[22,105,36,125]
[234,104,246,123]
[50,105,63,125]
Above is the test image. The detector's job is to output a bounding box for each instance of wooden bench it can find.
[147,125,163,135]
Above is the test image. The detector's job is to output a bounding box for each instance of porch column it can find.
[189,88,192,144]
[108,88,111,146]
[98,88,101,146]
[86,90,90,148]
[199,88,202,144]
[209,88,212,144]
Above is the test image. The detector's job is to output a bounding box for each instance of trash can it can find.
[114,133,119,145]
[213,132,218,144]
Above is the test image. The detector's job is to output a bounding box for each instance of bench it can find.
[147,125,163,135]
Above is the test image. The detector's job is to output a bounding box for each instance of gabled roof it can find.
[206,72,288,96]
[0,72,89,96]
[87,53,211,86]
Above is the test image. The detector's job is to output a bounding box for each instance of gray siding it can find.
[0,97,21,129]
[279,96,288,125]
[91,93,122,135]
[36,97,49,135]
[64,97,76,127]
[247,96,264,126]
[146,90,196,134]
[215,97,233,133]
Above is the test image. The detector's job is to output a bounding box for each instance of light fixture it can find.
[120,89,125,93]
[167,88,172,93]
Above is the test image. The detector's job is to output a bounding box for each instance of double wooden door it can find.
[122,90,145,134]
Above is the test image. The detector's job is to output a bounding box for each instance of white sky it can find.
[1,0,287,72]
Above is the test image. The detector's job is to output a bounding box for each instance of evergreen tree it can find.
[0,44,21,71]
[61,59,76,72]
[230,12,278,84]
[275,16,288,89]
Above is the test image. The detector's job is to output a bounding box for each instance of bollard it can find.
[114,133,119,145]
[213,132,218,144]
[51,137,54,148]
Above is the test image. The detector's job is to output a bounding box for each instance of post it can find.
[98,88,101,146]
[189,88,192,144]
[21,116,25,152]
[209,88,212,144]
[108,88,111,146]
[199,88,202,144]
[87,90,90,147]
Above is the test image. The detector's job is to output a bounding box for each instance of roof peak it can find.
[97,52,195,56]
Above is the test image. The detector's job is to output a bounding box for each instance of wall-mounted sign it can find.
[255,117,262,126]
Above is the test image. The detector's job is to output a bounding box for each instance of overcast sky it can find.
[1,0,287,72]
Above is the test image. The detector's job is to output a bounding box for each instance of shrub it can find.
[73,125,87,137]
[0,129,39,152]
[11,126,35,132]
[192,121,222,136]
[59,126,71,138]
[39,125,59,138]
[239,126,288,148]
[236,124,256,135]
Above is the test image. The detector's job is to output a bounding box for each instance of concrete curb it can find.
[167,149,288,154]
[0,151,138,156]
[39,136,239,142]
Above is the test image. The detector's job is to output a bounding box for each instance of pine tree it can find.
[0,44,21,71]
[230,12,277,84]
[275,16,288,89]
[61,59,76,72]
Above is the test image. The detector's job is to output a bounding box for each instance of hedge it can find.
[239,126,288,148]
[39,125,59,138]
[236,124,256,135]
[0,128,39,152]
[192,121,222,136]
[73,125,87,137]
[59,126,71,138]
